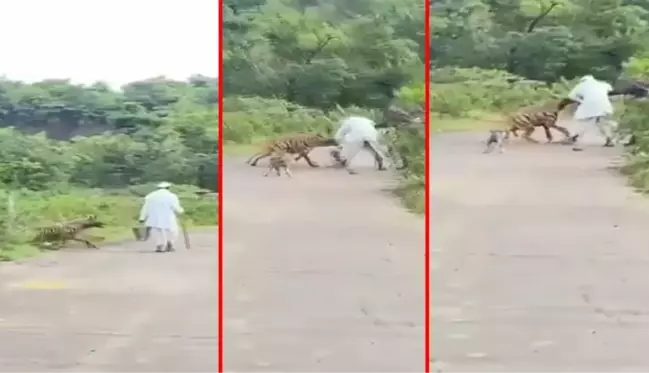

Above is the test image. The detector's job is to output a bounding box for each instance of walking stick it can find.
[180,219,191,249]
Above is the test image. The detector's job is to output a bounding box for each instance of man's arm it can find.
[172,194,184,215]
[557,82,587,111]
[567,83,585,102]
[138,197,149,222]
[334,121,349,143]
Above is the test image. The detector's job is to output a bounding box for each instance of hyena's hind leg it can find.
[521,125,540,144]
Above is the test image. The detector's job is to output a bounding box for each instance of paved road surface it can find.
[223,148,424,372]
[0,232,217,372]
[431,131,649,371]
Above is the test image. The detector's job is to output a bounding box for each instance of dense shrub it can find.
[429,68,575,119]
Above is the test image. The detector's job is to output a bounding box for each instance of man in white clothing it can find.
[334,116,386,174]
[563,75,616,151]
[139,182,184,253]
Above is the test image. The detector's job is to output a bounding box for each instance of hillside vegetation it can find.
[223,0,426,212]
[0,76,218,261]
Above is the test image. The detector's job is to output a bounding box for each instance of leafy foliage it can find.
[0,76,218,191]
[432,0,649,82]
[224,0,425,110]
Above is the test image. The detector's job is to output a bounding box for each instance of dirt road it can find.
[223,148,424,372]
[431,131,649,371]
[0,232,217,372]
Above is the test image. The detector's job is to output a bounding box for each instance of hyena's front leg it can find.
[550,124,571,141]
[300,151,320,167]
[542,125,554,143]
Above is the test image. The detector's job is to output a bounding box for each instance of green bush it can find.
[223,96,346,143]
[430,67,574,119]
[616,55,649,191]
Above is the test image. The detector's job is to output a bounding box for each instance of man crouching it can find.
[333,116,387,174]
[138,182,185,253]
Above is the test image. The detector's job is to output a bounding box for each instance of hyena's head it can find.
[313,133,338,147]
[80,215,105,229]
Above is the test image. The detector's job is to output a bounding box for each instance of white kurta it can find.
[139,189,184,231]
[568,77,614,120]
[335,116,379,144]
[334,116,386,170]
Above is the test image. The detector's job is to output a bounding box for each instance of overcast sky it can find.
[0,0,218,87]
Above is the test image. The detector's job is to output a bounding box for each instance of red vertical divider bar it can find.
[424,0,431,370]
[217,0,224,370]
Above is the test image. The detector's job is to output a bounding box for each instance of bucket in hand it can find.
[132,226,150,241]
